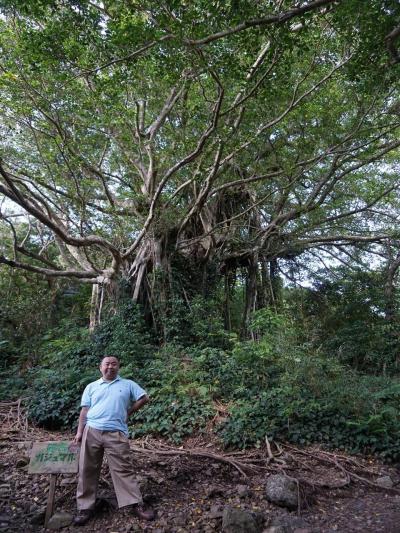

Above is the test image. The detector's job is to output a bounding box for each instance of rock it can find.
[265,514,310,533]
[15,441,32,450]
[30,509,46,526]
[222,506,263,533]
[236,484,250,498]
[47,511,73,529]
[16,456,29,468]
[265,475,298,511]
[209,504,223,519]
[376,476,394,489]
[207,484,224,498]
[60,475,76,485]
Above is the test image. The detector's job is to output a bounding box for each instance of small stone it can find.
[47,511,73,529]
[236,484,250,498]
[376,476,394,489]
[209,504,223,519]
[16,441,32,450]
[60,476,76,485]
[207,484,224,498]
[16,456,29,468]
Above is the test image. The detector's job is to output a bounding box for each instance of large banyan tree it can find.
[0,0,400,331]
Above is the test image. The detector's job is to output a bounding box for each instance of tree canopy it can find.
[0,0,400,329]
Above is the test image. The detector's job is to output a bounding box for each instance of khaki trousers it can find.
[76,425,143,510]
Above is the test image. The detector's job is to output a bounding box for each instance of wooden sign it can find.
[28,441,79,474]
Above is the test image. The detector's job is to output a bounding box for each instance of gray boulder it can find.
[265,475,298,511]
[265,514,311,532]
[376,475,394,489]
[222,506,264,533]
[47,511,73,529]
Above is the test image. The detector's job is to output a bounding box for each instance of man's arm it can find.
[127,395,149,419]
[73,406,89,444]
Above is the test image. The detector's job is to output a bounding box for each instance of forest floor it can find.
[1,423,400,533]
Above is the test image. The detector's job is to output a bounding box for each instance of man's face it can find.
[100,356,120,381]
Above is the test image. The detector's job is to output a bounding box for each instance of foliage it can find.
[219,374,400,462]
[23,323,97,428]
[90,301,155,366]
[131,393,213,444]
[0,0,399,339]
[292,268,400,373]
[27,367,96,429]
[2,270,398,465]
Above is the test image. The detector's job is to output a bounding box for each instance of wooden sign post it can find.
[28,441,79,528]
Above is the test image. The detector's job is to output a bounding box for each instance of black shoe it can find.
[73,509,94,526]
[130,503,155,521]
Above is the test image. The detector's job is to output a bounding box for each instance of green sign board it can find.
[28,441,79,474]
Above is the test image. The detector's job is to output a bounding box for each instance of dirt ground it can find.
[1,427,400,533]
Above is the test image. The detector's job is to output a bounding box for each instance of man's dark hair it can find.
[100,355,120,363]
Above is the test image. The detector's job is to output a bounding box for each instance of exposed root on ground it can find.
[283,444,400,492]
[128,436,399,495]
[0,399,28,438]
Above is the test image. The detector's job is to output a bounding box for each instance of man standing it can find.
[73,356,154,526]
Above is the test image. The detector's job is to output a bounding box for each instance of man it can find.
[72,356,155,526]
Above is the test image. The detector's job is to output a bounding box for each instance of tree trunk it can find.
[269,259,282,310]
[242,253,258,339]
[384,250,400,371]
[89,284,104,331]
[224,271,232,331]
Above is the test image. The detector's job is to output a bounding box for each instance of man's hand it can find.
[73,433,82,445]
[126,395,149,420]
[73,406,89,446]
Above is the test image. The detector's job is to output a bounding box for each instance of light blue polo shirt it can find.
[81,376,147,436]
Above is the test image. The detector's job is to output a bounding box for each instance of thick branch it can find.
[386,25,400,64]
[0,163,121,260]
[184,0,338,46]
[0,255,98,282]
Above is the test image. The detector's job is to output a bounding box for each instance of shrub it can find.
[131,392,213,443]
[219,372,400,461]
[27,367,97,429]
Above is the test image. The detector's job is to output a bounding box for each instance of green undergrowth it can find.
[3,304,400,462]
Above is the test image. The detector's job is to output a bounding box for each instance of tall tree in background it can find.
[0,0,399,332]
